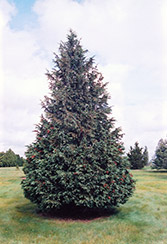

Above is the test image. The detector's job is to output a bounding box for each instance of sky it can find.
[0,0,167,159]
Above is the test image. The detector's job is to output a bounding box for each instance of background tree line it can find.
[0,149,25,167]
[127,138,167,170]
[1,139,166,170]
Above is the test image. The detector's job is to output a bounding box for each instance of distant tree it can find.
[127,142,148,169]
[152,138,167,169]
[143,146,149,166]
[0,149,25,167]
[21,30,135,213]
[16,154,26,166]
[0,149,17,167]
[0,152,5,167]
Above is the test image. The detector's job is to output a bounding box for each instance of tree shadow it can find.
[146,170,167,173]
[16,202,119,221]
[38,205,119,222]
[145,170,167,180]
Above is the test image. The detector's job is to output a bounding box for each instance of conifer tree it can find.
[127,142,148,169]
[143,146,149,166]
[152,138,167,169]
[21,31,135,212]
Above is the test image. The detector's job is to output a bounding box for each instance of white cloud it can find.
[0,0,16,26]
[0,0,166,158]
[0,0,49,155]
[0,0,16,96]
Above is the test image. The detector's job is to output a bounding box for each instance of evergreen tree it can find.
[0,149,17,167]
[0,152,5,167]
[16,154,26,166]
[127,142,148,169]
[21,31,135,212]
[143,146,149,166]
[152,138,167,169]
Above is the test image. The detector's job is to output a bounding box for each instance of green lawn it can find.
[0,167,167,244]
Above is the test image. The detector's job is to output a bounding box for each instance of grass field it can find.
[0,167,167,244]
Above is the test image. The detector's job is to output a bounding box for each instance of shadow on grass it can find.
[143,170,167,180]
[147,170,167,173]
[39,205,119,221]
[16,202,119,221]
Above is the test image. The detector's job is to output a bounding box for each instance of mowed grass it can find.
[0,167,167,244]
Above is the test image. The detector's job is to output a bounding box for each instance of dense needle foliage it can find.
[21,31,135,212]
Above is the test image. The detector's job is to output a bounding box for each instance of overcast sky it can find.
[0,0,166,158]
